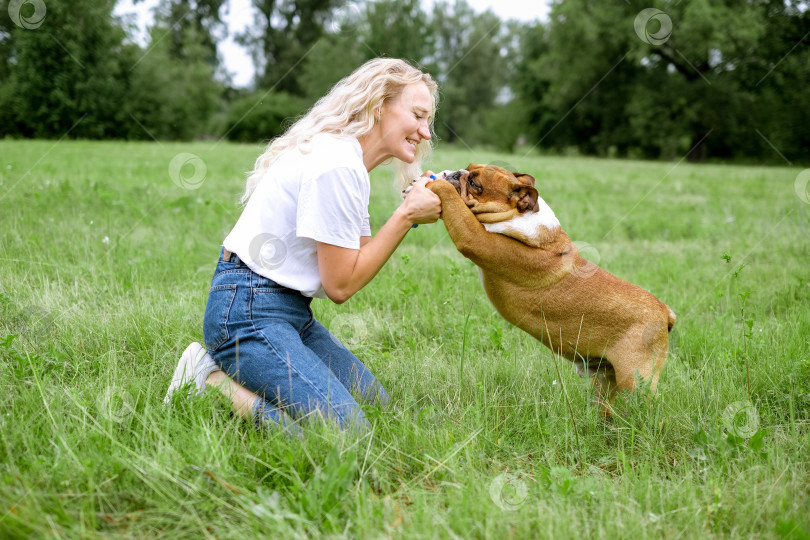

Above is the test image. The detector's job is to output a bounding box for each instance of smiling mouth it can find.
[406,138,418,148]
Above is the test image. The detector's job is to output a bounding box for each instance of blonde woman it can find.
[165,58,442,432]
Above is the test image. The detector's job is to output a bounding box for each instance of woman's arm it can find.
[317,177,440,304]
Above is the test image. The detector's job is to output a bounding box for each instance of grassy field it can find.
[1,139,808,538]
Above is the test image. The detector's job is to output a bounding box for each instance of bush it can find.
[224,91,311,143]
[471,99,530,153]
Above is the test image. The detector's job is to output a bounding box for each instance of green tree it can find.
[363,0,431,63]
[227,0,436,143]
[740,0,810,162]
[294,2,367,102]
[295,33,364,103]
[296,0,432,103]
[0,0,19,135]
[154,0,226,66]
[0,0,14,81]
[124,23,224,141]
[517,0,808,162]
[0,0,225,140]
[632,0,769,160]
[237,0,340,94]
[299,0,528,150]
[122,0,227,140]
[429,0,509,146]
[0,0,135,138]
[512,22,551,150]
[469,19,533,152]
[518,1,645,157]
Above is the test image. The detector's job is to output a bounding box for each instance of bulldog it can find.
[425,164,676,416]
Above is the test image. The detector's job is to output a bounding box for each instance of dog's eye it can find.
[468,175,482,191]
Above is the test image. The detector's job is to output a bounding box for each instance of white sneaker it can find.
[164,342,219,404]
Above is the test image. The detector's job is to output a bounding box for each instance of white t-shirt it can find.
[223,134,371,298]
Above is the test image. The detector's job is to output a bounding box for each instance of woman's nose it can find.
[418,123,431,141]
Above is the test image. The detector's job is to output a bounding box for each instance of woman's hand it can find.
[317,171,441,304]
[399,171,442,225]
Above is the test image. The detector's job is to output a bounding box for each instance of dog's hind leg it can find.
[604,323,669,412]
[640,320,670,394]
[588,363,617,417]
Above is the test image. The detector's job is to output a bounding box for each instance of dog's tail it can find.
[667,309,676,332]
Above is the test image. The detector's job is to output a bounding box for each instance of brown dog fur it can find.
[428,164,676,415]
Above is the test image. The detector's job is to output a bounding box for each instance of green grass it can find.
[1,139,808,538]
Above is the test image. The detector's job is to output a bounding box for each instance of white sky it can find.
[113,0,550,88]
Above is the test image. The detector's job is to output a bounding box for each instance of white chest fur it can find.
[481,197,560,245]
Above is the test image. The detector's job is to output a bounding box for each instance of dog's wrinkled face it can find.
[444,164,539,223]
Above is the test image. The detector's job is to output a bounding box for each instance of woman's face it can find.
[376,82,433,164]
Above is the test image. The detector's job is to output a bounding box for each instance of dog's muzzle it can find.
[443,169,469,191]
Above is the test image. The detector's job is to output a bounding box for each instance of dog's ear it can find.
[513,173,536,187]
[516,185,539,213]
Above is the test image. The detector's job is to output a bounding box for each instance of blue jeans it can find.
[202,248,389,431]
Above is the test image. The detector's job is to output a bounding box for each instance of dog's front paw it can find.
[401,178,419,200]
[400,180,416,200]
[402,170,454,199]
[426,178,457,196]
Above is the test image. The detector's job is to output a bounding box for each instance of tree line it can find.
[1,0,807,162]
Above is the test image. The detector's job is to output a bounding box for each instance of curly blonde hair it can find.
[240,58,439,204]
